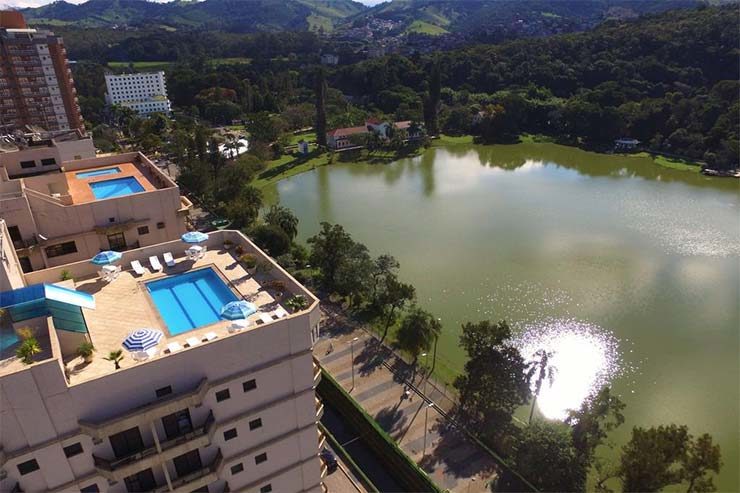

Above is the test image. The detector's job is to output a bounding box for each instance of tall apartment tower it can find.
[0,11,83,134]
[105,72,172,117]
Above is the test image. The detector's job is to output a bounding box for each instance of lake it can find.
[273,142,739,490]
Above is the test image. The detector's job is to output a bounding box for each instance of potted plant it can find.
[223,239,234,250]
[104,349,124,370]
[76,341,95,363]
[286,295,309,313]
[60,270,73,281]
[255,260,273,276]
[240,253,257,271]
[234,244,245,256]
[264,280,287,298]
[16,336,41,364]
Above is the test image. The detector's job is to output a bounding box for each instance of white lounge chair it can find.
[131,260,146,276]
[203,332,218,342]
[145,347,159,359]
[132,351,148,361]
[259,312,273,325]
[166,342,183,354]
[274,307,289,319]
[229,319,248,333]
[163,252,176,267]
[185,337,200,348]
[149,256,163,272]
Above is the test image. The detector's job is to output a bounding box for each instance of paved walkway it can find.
[316,307,497,493]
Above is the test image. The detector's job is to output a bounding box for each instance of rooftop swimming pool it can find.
[89,176,145,199]
[76,167,121,179]
[146,269,238,335]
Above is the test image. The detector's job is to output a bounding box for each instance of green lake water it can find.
[273,142,739,490]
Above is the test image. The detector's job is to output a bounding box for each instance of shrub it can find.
[16,337,41,364]
[239,253,257,269]
[76,341,95,360]
[286,295,309,312]
[234,244,246,256]
[251,224,291,257]
[264,280,287,294]
[60,270,73,281]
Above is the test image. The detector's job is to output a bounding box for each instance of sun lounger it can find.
[149,256,163,272]
[203,332,218,342]
[133,351,148,361]
[274,307,289,318]
[145,347,158,358]
[185,337,200,348]
[166,342,183,354]
[131,260,146,276]
[229,319,249,333]
[259,312,273,325]
[163,252,176,267]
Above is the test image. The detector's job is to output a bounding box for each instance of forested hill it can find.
[333,6,739,168]
[20,0,366,32]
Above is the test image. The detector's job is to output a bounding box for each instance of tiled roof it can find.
[328,126,369,138]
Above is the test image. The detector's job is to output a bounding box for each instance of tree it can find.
[307,222,356,291]
[376,276,415,342]
[525,349,556,424]
[333,242,374,306]
[264,205,299,240]
[498,421,587,492]
[618,425,722,493]
[369,254,400,306]
[250,224,291,257]
[315,68,328,147]
[104,349,124,370]
[566,386,625,464]
[423,58,441,136]
[225,186,262,229]
[396,307,441,364]
[454,320,530,442]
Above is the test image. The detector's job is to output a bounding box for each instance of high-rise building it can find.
[0,11,84,134]
[105,72,172,117]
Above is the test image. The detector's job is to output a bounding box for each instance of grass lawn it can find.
[647,154,701,173]
[288,131,316,145]
[405,20,448,36]
[108,61,172,71]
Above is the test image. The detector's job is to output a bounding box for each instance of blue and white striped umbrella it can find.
[90,250,123,265]
[220,301,257,320]
[181,231,209,244]
[122,329,163,352]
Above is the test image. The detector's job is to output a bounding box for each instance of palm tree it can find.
[526,349,556,424]
[104,349,125,370]
[264,205,299,240]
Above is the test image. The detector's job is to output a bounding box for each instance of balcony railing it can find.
[153,449,223,493]
[160,410,215,454]
[93,445,158,473]
[12,237,38,250]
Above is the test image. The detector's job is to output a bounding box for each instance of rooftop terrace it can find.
[0,231,317,383]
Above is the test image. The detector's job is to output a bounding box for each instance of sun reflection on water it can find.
[515,319,624,421]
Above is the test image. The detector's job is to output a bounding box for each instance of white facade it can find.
[105,72,172,117]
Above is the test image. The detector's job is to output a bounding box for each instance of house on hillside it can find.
[297,139,309,155]
[327,120,425,150]
[327,125,369,150]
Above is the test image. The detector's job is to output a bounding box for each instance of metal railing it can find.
[153,449,222,493]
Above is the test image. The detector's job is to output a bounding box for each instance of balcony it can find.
[13,236,39,251]
[92,411,215,481]
[153,449,223,493]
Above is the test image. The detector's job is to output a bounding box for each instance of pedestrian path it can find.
[315,309,498,493]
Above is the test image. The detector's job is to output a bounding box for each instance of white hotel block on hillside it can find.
[105,72,172,117]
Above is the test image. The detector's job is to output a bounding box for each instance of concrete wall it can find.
[0,137,95,178]
[0,219,26,290]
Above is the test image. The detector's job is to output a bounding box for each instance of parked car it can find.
[320,448,338,473]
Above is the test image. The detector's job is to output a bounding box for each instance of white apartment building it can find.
[0,227,325,493]
[105,72,172,117]
[0,148,192,274]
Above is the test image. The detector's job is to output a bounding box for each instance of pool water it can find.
[76,167,121,179]
[89,176,145,199]
[146,269,238,335]
[0,328,20,354]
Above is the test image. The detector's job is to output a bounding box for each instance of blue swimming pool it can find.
[76,167,121,179]
[0,329,20,354]
[89,176,145,199]
[146,269,238,335]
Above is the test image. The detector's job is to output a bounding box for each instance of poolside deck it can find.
[65,161,158,204]
[66,247,282,385]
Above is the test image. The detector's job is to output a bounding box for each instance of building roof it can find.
[328,126,369,138]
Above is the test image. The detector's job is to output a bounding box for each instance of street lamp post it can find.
[350,336,359,391]
[422,402,434,458]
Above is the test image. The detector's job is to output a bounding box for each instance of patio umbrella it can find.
[90,250,123,265]
[122,328,163,352]
[181,231,209,244]
[220,300,257,320]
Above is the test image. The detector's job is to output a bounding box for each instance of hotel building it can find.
[0,145,193,274]
[0,225,325,493]
[105,73,172,117]
[0,11,84,134]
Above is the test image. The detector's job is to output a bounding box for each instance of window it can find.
[19,256,33,274]
[260,485,272,493]
[249,418,262,431]
[137,226,149,235]
[45,241,77,258]
[107,232,126,251]
[242,379,257,392]
[223,428,238,441]
[155,386,172,398]
[41,157,56,166]
[63,442,83,458]
[80,484,100,492]
[215,388,230,402]
[254,452,267,465]
[156,222,165,229]
[17,459,39,475]
[109,427,144,459]
[20,160,36,169]
[161,409,192,440]
[230,463,244,475]
[124,468,156,492]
